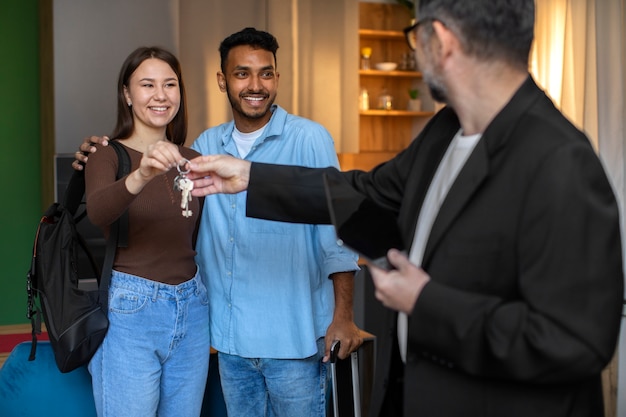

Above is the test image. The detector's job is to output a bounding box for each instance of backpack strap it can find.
[109,141,131,248]
[27,231,42,361]
[98,140,131,311]
[63,171,87,216]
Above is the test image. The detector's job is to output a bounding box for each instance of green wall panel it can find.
[0,1,42,325]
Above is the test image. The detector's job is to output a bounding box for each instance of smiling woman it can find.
[118,58,182,153]
[82,46,210,417]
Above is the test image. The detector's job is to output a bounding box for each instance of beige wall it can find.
[179,0,268,143]
[53,0,359,154]
[53,0,179,154]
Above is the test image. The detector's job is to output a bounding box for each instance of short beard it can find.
[226,85,274,120]
[422,68,448,104]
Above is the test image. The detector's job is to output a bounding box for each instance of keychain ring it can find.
[177,158,191,175]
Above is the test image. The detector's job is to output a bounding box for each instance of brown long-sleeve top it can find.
[85,141,202,285]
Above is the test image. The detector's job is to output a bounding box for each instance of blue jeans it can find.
[88,270,210,417]
[218,338,328,417]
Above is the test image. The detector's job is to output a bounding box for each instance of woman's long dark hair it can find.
[111,46,187,145]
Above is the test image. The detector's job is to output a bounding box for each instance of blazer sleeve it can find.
[246,162,337,224]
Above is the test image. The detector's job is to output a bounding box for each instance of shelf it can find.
[346,2,432,173]
[360,69,421,77]
[360,110,434,117]
[339,151,400,171]
[359,29,404,40]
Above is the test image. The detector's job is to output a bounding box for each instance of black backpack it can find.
[26,141,130,373]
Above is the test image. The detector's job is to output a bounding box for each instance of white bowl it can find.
[375,62,398,71]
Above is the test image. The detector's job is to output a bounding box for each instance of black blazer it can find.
[246,76,624,417]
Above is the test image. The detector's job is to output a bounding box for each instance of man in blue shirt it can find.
[74,28,361,417]
[192,27,361,417]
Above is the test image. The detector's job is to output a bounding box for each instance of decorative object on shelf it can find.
[407,88,421,112]
[378,88,394,110]
[375,62,398,71]
[359,87,370,111]
[399,52,411,71]
[360,47,372,70]
[398,52,417,71]
[408,52,417,70]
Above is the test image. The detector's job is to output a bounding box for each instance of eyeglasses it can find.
[403,18,437,51]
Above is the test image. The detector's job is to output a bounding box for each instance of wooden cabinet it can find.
[339,2,435,171]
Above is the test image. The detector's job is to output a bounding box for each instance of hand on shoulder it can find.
[71,135,109,171]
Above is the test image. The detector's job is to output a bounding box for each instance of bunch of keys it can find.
[173,159,194,218]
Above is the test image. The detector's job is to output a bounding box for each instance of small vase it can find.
[407,98,421,112]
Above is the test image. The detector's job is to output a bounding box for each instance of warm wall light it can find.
[530,0,567,105]
[530,0,598,139]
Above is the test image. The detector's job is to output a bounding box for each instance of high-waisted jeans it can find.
[88,270,210,417]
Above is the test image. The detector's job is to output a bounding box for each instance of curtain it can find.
[533,1,626,416]
[267,0,360,153]
[595,0,626,415]
[531,0,598,147]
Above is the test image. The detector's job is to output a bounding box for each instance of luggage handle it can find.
[330,340,340,417]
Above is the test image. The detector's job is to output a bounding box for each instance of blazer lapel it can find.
[421,138,489,264]
[420,76,542,265]
[401,108,461,248]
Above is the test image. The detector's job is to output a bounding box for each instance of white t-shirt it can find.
[232,125,266,158]
[398,129,481,362]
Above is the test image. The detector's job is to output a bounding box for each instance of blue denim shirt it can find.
[192,105,359,359]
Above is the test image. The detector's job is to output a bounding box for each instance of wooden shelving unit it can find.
[359,69,421,77]
[360,110,432,117]
[339,2,435,171]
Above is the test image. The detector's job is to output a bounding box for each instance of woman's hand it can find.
[125,141,185,194]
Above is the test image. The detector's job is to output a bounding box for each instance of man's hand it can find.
[187,154,252,196]
[324,317,363,362]
[369,249,430,315]
[322,271,363,362]
[71,135,109,171]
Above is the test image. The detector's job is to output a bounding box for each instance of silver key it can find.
[178,177,194,218]
[175,159,193,218]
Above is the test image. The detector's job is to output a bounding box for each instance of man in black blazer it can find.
[187,0,624,416]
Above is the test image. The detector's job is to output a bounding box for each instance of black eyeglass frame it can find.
[403,17,438,51]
